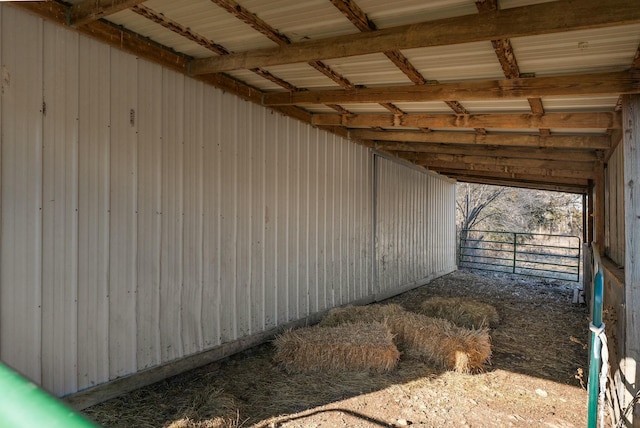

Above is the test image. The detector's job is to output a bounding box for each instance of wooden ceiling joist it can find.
[349,129,610,149]
[313,111,619,130]
[189,0,640,74]
[435,170,588,193]
[70,0,146,27]
[263,70,640,105]
[403,153,596,172]
[412,159,595,180]
[375,142,601,162]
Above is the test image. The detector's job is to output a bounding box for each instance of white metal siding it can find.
[0,6,44,385]
[0,5,455,397]
[375,156,457,294]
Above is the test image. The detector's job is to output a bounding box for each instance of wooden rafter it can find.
[209,0,290,45]
[410,159,595,180]
[313,111,620,130]
[210,0,358,112]
[403,152,596,171]
[11,1,314,127]
[475,1,551,139]
[131,5,229,55]
[348,129,610,149]
[375,142,601,162]
[435,170,588,193]
[329,0,426,86]
[190,0,640,74]
[131,5,299,92]
[263,70,640,105]
[70,0,146,26]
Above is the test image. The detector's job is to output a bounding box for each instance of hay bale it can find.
[418,296,499,329]
[387,312,491,373]
[318,303,405,327]
[273,322,400,373]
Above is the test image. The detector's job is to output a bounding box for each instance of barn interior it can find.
[1,0,639,426]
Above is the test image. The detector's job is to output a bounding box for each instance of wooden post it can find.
[622,94,640,428]
[594,162,606,248]
[588,180,594,244]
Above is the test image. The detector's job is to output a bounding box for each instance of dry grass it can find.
[83,380,242,428]
[387,312,492,373]
[273,322,400,373]
[318,303,405,327]
[83,271,588,428]
[418,296,499,329]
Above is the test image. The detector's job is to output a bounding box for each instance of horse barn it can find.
[0,0,639,426]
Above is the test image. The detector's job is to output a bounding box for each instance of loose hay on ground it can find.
[318,303,405,327]
[273,322,400,373]
[387,312,492,373]
[418,296,499,329]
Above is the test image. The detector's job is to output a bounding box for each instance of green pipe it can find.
[587,269,604,428]
[0,362,100,427]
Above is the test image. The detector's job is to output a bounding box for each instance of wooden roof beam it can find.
[314,111,620,129]
[70,0,147,27]
[190,0,640,74]
[131,5,299,92]
[410,158,595,180]
[403,152,596,172]
[11,2,314,126]
[436,171,588,193]
[264,70,640,104]
[349,129,610,149]
[375,142,601,162]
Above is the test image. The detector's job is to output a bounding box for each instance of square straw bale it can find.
[273,322,400,373]
[387,312,492,373]
[418,296,499,329]
[318,303,405,327]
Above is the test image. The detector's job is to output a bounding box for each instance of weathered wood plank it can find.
[314,111,620,129]
[266,70,640,105]
[349,129,611,149]
[376,141,601,162]
[403,152,596,171]
[190,0,640,74]
[622,94,640,427]
[412,159,595,179]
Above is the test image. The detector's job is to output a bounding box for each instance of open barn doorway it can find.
[456,183,584,284]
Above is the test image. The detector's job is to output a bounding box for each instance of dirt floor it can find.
[83,270,590,427]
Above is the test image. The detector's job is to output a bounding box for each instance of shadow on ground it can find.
[83,270,589,427]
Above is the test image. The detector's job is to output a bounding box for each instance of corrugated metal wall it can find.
[0,5,455,398]
[375,156,457,295]
[605,144,625,266]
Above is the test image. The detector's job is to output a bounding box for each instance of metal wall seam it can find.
[249,102,267,334]
[159,68,185,363]
[202,83,222,348]
[236,97,252,338]
[77,35,111,391]
[108,47,138,381]
[182,77,204,355]
[41,21,80,397]
[136,59,163,369]
[0,5,44,384]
